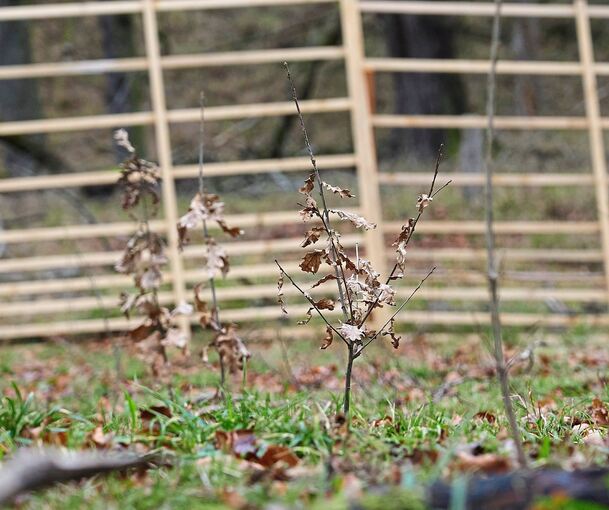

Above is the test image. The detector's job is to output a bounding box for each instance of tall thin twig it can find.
[484,0,528,469]
[198,92,226,386]
[359,147,448,326]
[284,62,353,321]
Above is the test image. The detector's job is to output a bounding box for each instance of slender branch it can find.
[484,0,527,469]
[356,267,436,356]
[275,259,348,346]
[359,146,447,326]
[284,62,352,321]
[198,92,225,385]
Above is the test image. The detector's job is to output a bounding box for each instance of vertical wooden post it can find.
[141,0,190,336]
[339,0,388,324]
[575,0,609,309]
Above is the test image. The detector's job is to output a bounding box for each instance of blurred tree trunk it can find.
[90,12,142,196]
[511,4,540,115]
[381,15,466,160]
[0,0,46,178]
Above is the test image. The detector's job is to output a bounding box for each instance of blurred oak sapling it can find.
[276,64,449,416]
[113,129,191,377]
[176,95,249,387]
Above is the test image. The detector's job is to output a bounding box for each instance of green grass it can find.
[1,330,609,508]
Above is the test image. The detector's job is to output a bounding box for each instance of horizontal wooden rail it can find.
[0,46,345,81]
[385,221,599,235]
[1,283,603,318]
[373,114,590,130]
[0,97,351,136]
[387,248,603,263]
[0,235,363,273]
[365,58,584,76]
[0,154,356,193]
[2,306,608,340]
[0,207,361,244]
[359,1,609,19]
[379,172,594,187]
[0,0,337,21]
[1,254,602,299]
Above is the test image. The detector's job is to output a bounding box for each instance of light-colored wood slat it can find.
[155,0,337,11]
[0,234,363,273]
[0,261,305,297]
[0,208,362,244]
[167,97,351,123]
[0,220,166,244]
[173,153,356,179]
[0,98,351,136]
[0,1,606,23]
[359,1,575,18]
[0,47,344,81]
[373,114,589,130]
[0,1,141,21]
[0,318,132,340]
[0,292,174,317]
[0,111,154,136]
[365,58,582,75]
[0,0,337,21]
[378,172,594,187]
[161,46,345,69]
[2,308,608,341]
[0,58,148,80]
[340,0,388,329]
[575,0,609,307]
[384,221,600,235]
[1,257,602,298]
[142,0,189,335]
[391,248,603,263]
[0,154,355,193]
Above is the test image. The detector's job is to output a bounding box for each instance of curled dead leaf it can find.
[299,250,323,274]
[320,326,333,350]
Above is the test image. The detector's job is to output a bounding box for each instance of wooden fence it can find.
[1,0,609,341]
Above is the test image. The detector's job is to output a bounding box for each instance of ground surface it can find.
[1,328,609,509]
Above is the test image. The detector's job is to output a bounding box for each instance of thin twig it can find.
[484,0,528,469]
[275,259,348,346]
[198,92,226,386]
[359,146,447,326]
[356,267,436,356]
[284,62,353,321]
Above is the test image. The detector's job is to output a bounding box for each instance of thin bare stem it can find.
[484,0,527,469]
[198,92,225,387]
[359,147,447,326]
[343,343,355,416]
[275,259,348,346]
[284,62,352,321]
[356,267,436,356]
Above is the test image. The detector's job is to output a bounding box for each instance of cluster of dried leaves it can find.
[114,129,190,376]
[176,116,249,381]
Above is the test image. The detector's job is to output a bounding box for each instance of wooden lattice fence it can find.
[1,0,609,341]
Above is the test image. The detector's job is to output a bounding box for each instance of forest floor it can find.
[1,327,609,509]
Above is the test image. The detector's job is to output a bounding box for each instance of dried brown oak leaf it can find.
[213,325,251,374]
[301,226,325,248]
[329,209,376,230]
[299,172,315,195]
[299,250,324,274]
[177,192,242,249]
[320,326,334,350]
[277,273,288,314]
[322,182,355,198]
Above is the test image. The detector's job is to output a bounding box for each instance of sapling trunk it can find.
[343,343,355,416]
[484,0,528,469]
